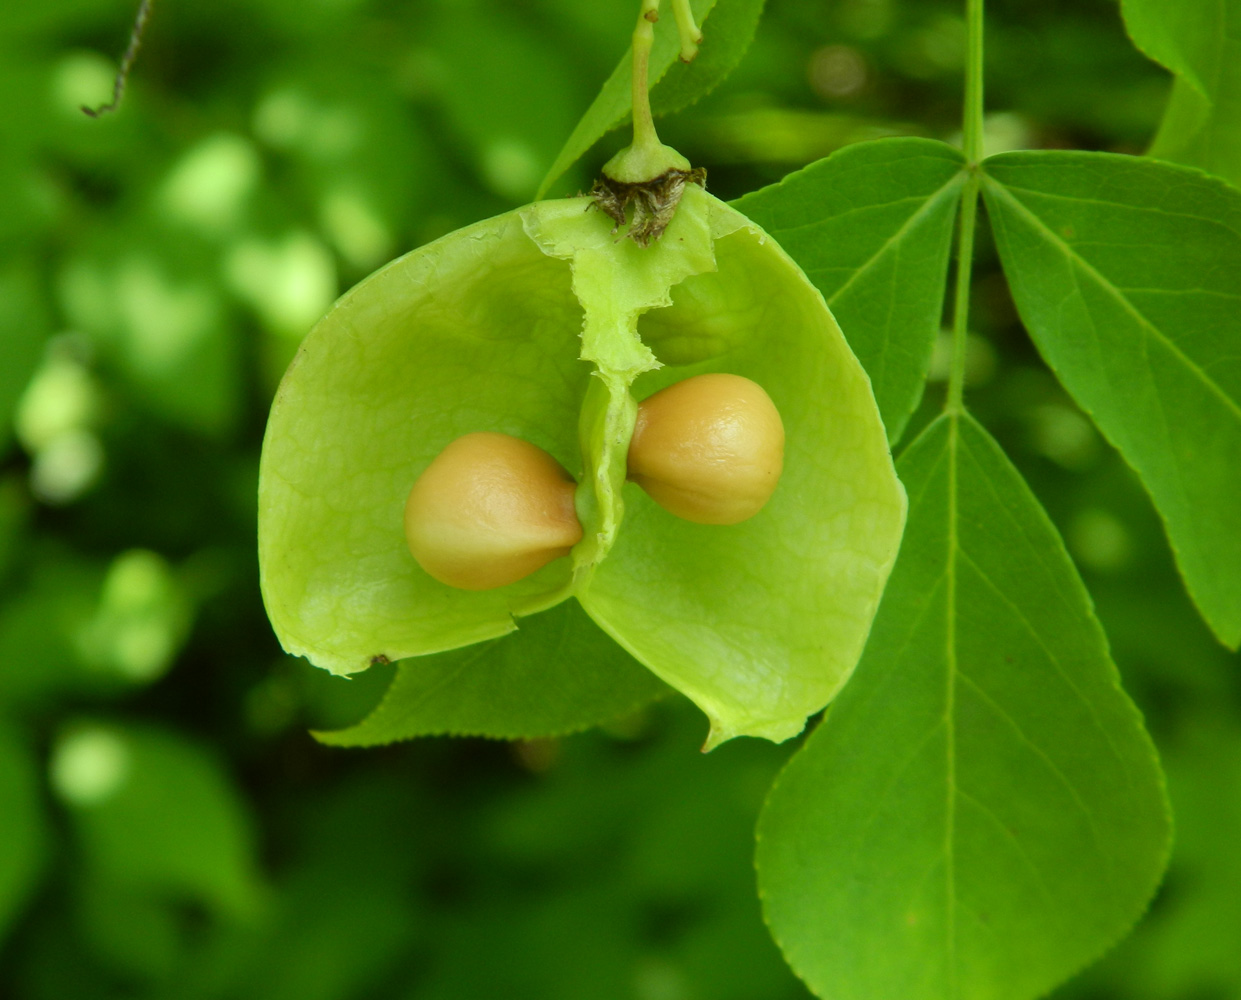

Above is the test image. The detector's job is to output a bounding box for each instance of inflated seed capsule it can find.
[404,432,582,591]
[627,373,784,525]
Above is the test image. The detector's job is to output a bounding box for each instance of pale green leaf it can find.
[316,599,668,746]
[982,151,1241,648]
[757,412,1170,1000]
[1121,0,1241,185]
[537,0,763,198]
[732,138,966,443]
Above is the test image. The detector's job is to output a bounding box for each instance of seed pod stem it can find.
[670,0,703,61]
[606,0,692,185]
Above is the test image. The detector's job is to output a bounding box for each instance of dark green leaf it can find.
[537,0,762,197]
[649,0,765,119]
[0,262,50,454]
[58,225,242,437]
[56,724,263,920]
[316,599,669,746]
[429,6,582,202]
[1121,0,1241,185]
[1087,713,1241,999]
[0,554,104,708]
[0,725,47,941]
[982,150,1241,648]
[732,138,966,443]
[757,412,1170,1000]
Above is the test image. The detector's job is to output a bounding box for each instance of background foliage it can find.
[1,0,1238,997]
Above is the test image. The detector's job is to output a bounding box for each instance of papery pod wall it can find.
[259,180,905,746]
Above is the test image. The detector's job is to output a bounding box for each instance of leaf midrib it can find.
[944,412,959,996]
[981,178,1241,240]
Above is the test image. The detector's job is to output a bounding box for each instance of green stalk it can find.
[604,0,701,183]
[945,0,985,414]
[630,0,662,157]
[670,0,703,61]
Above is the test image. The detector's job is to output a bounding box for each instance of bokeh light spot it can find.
[226,231,337,336]
[1070,508,1134,574]
[319,186,393,269]
[809,45,868,100]
[16,345,100,453]
[117,257,219,376]
[51,51,116,118]
[50,726,131,807]
[30,429,104,505]
[161,134,261,235]
[482,138,540,202]
[77,549,188,683]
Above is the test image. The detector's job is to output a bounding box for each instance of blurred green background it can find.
[1,0,1237,997]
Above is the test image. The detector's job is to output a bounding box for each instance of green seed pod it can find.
[258,183,906,747]
[628,373,784,525]
[404,432,582,591]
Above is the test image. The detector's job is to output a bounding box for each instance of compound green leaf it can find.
[1121,0,1241,185]
[316,599,668,745]
[537,0,761,198]
[982,151,1241,648]
[732,138,966,444]
[757,412,1170,1000]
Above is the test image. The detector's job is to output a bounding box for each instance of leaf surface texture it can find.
[758,412,1171,1000]
[983,150,1241,647]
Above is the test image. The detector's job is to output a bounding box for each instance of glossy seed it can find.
[404,432,582,590]
[628,373,784,525]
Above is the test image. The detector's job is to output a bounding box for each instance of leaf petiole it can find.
[945,0,985,414]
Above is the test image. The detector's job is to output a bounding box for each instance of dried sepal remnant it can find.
[628,374,785,525]
[404,432,582,591]
[590,167,708,248]
[588,0,708,247]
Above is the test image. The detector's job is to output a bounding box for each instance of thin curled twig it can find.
[81,0,155,118]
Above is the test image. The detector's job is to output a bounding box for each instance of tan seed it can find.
[628,373,784,525]
[404,432,582,590]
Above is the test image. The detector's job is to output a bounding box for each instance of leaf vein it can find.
[984,180,1241,422]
